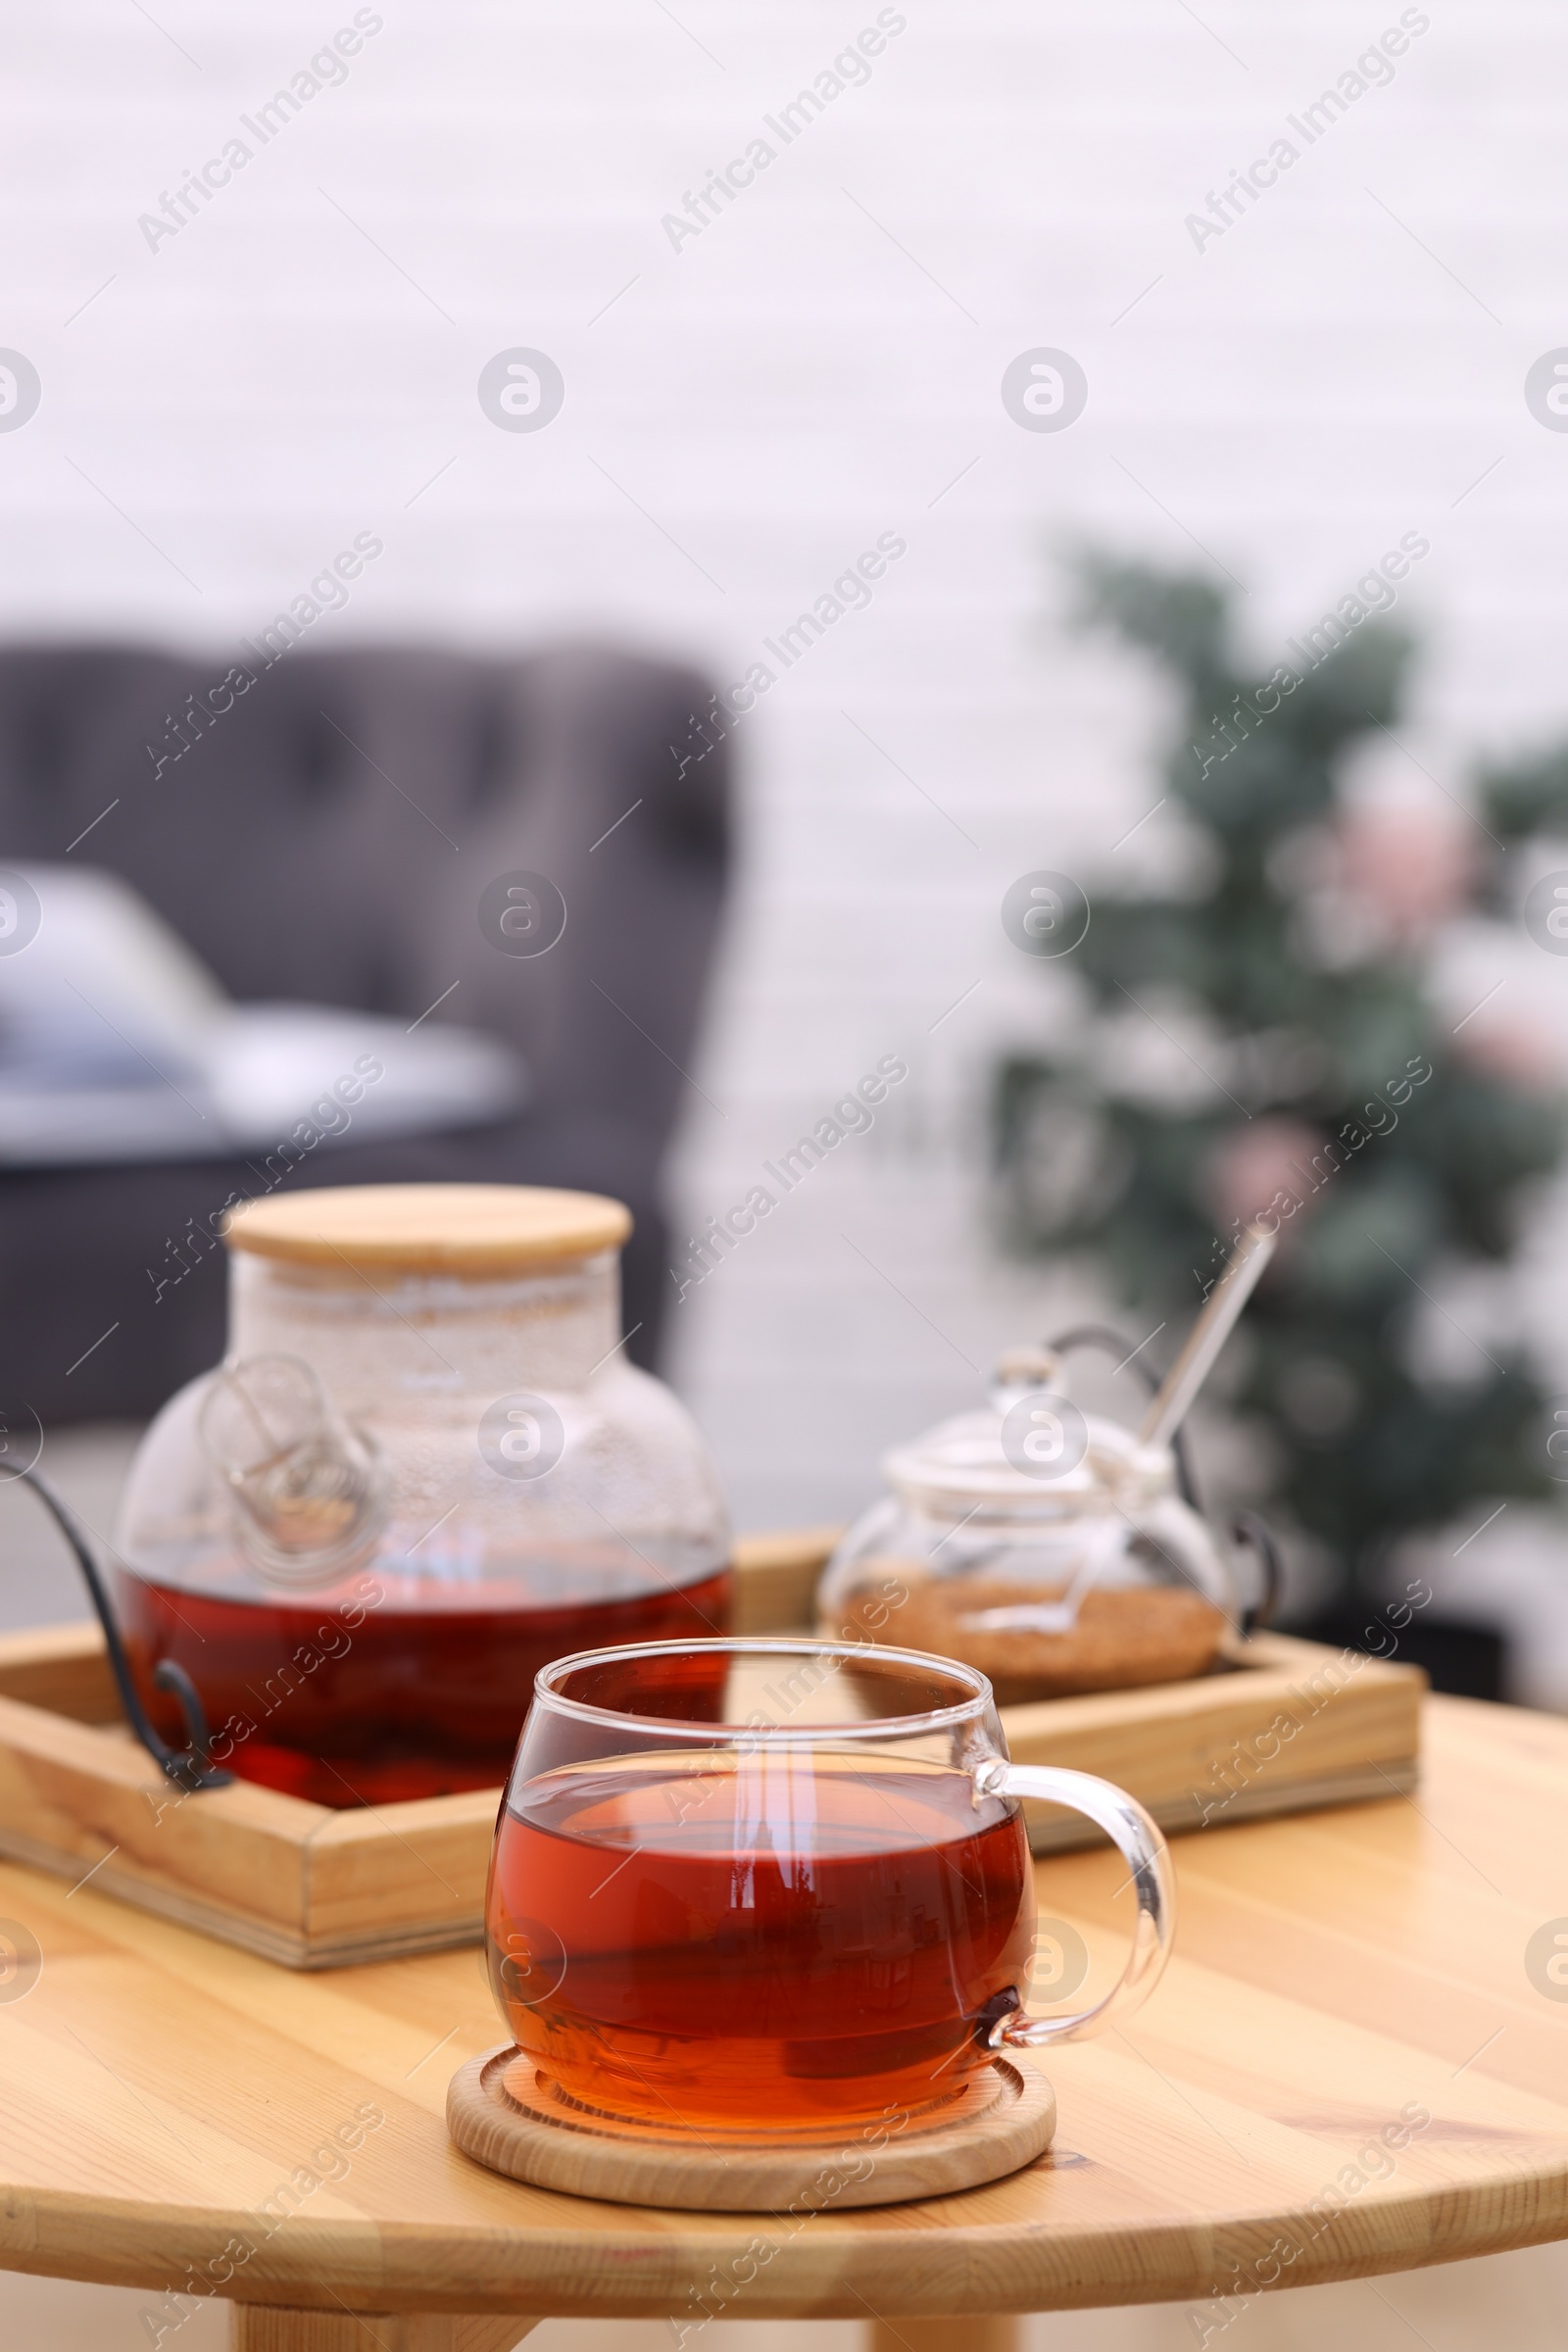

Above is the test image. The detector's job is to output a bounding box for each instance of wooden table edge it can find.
[3,2166,1567,2320]
[3,1689,1567,2328]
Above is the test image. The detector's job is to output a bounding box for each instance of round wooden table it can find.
[1,1693,1565,2352]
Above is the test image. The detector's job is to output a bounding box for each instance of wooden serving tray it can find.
[0,1529,1421,1966]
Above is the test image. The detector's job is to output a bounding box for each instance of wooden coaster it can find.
[447,2044,1055,2212]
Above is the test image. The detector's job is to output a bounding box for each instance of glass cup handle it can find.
[974,1760,1176,2047]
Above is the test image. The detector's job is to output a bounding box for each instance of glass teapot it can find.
[113,1184,730,1804]
[816,1334,1279,1705]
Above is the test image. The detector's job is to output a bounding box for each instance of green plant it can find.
[994,554,1568,1608]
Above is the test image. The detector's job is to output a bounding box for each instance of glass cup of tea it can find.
[484,1638,1174,2136]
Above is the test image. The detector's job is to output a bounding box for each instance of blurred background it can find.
[9,0,1568,1684]
[6,5,1568,2340]
[7,0,1568,1679]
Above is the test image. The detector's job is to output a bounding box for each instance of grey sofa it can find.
[0,641,729,1421]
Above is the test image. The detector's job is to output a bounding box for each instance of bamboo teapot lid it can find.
[222,1184,632,1279]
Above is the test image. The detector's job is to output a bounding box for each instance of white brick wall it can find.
[6,0,1568,1604]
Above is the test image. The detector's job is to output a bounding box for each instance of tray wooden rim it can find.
[0,1530,1423,1966]
[446,2043,1056,2211]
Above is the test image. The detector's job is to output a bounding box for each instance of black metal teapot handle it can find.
[1046,1325,1283,1637]
[12,1467,231,1792]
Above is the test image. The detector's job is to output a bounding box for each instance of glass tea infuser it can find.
[818,1226,1284,1702]
[102,1184,730,1804]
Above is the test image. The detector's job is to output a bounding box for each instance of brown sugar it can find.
[828,1572,1228,1702]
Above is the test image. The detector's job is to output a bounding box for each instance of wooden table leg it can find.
[229,2313,537,2352]
[867,2322,1022,2352]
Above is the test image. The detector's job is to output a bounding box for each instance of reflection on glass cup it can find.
[485,1638,1174,2135]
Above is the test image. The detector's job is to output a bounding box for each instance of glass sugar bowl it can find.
[114,1184,730,1804]
[817,1343,1278,1705]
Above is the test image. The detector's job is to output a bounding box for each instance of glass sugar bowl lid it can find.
[817,1343,1273,1705]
